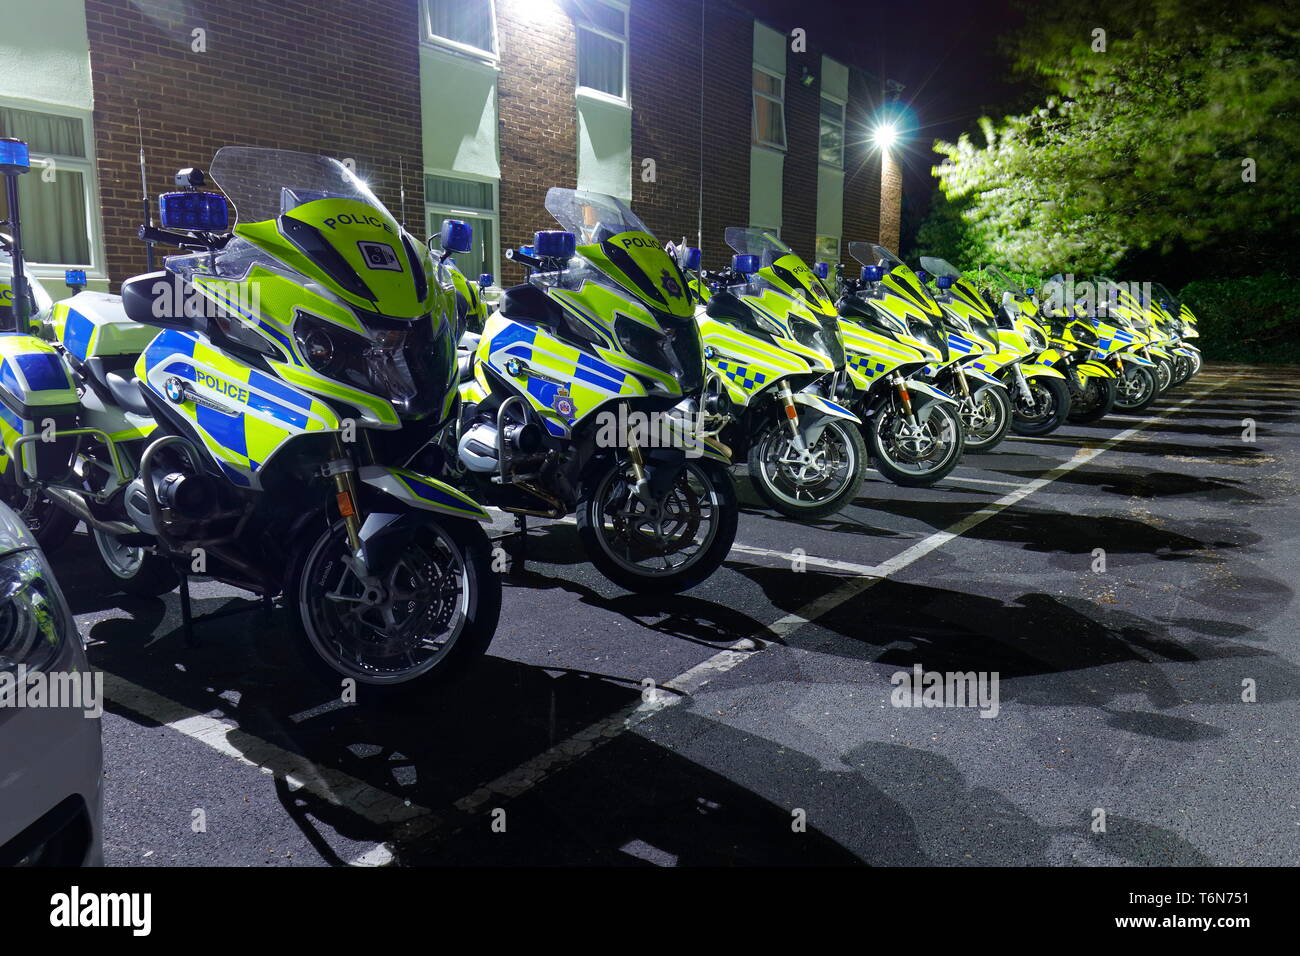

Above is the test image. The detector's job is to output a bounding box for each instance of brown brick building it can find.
[3,0,901,295]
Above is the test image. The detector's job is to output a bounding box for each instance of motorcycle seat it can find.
[106,371,152,417]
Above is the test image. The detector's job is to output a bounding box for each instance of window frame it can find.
[0,97,105,280]
[424,170,501,292]
[751,65,787,151]
[575,0,630,106]
[421,0,499,63]
[818,93,846,168]
[815,235,840,264]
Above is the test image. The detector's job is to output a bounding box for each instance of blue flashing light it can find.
[936,275,955,290]
[535,230,576,259]
[64,269,87,288]
[861,265,884,282]
[440,218,473,254]
[733,254,760,275]
[159,191,229,231]
[684,247,702,271]
[813,261,829,279]
[0,138,30,171]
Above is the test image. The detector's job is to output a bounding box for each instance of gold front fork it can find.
[329,435,363,553]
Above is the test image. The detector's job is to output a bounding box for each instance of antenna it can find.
[398,156,407,228]
[138,110,155,271]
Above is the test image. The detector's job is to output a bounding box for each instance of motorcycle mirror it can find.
[440,218,473,254]
[158,190,230,231]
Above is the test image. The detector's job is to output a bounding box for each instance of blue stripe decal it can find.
[572,365,623,393]
[249,369,311,411]
[62,309,95,360]
[163,361,197,381]
[15,353,71,392]
[0,360,21,398]
[395,472,472,512]
[219,462,251,486]
[245,389,307,429]
[195,403,248,458]
[0,403,22,431]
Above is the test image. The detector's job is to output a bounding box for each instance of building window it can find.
[423,0,497,60]
[0,104,98,272]
[819,96,845,167]
[576,1,628,101]
[426,173,499,287]
[752,67,786,149]
[815,236,840,264]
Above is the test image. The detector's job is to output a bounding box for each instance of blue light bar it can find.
[64,269,87,288]
[936,275,955,289]
[733,254,760,275]
[440,218,473,254]
[535,230,576,259]
[861,265,884,282]
[0,138,30,171]
[159,191,229,231]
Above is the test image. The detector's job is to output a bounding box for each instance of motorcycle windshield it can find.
[544,187,693,322]
[724,227,836,316]
[201,147,453,422]
[849,241,948,359]
[210,147,389,226]
[918,255,961,279]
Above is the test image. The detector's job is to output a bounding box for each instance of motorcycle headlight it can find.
[0,546,72,675]
[616,315,673,370]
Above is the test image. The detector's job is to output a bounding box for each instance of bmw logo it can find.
[164,377,186,403]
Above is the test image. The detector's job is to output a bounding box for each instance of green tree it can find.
[925,0,1299,275]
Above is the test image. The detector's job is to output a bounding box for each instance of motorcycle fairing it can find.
[357,465,491,522]
[137,328,341,488]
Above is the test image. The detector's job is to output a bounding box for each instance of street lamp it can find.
[873,121,898,150]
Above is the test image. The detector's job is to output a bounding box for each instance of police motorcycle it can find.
[0,138,81,545]
[1148,282,1202,386]
[1097,276,1180,396]
[970,265,1073,436]
[833,243,965,486]
[444,187,738,593]
[677,228,867,520]
[1034,274,1121,423]
[7,145,502,697]
[913,256,1014,452]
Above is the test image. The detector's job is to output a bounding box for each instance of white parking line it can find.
[107,375,1235,865]
[728,543,882,577]
[943,475,1025,487]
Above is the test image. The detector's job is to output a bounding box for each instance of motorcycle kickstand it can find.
[512,513,528,571]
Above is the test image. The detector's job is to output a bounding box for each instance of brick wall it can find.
[84,0,425,288]
[495,0,578,284]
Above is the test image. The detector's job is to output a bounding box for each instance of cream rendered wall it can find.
[815,55,847,253]
[576,93,631,201]
[748,21,786,230]
[419,44,500,180]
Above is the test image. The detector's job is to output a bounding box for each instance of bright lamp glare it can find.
[874,123,898,149]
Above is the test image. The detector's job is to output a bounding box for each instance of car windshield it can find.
[919,255,961,278]
[544,187,653,244]
[209,146,390,226]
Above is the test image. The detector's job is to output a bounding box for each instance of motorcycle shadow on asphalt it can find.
[729,565,1297,728]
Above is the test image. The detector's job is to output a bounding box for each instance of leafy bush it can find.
[1180,275,1300,363]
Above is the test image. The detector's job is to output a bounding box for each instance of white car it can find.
[0,500,103,865]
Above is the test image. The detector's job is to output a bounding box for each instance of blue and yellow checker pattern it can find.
[137,329,341,488]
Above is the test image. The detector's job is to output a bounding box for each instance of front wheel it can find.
[1153,357,1174,393]
[1066,374,1117,423]
[868,401,964,487]
[1112,364,1158,413]
[289,516,500,701]
[1009,375,1071,436]
[961,387,1012,452]
[747,417,867,519]
[577,457,738,594]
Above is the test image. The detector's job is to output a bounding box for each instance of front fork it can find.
[1011,363,1035,405]
[891,372,920,428]
[325,435,364,558]
[777,380,809,454]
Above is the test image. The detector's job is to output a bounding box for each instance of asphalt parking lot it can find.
[60,364,1299,866]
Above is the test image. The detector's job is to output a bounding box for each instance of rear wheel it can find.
[91,529,180,597]
[748,417,867,519]
[869,401,964,487]
[1010,375,1071,436]
[290,517,500,701]
[578,457,737,593]
[1113,364,1158,413]
[1066,374,1117,423]
[960,387,1012,452]
[0,482,77,553]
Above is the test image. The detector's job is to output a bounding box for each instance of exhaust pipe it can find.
[44,486,137,537]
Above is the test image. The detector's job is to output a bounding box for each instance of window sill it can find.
[420,38,501,71]
[576,87,631,110]
[751,142,788,155]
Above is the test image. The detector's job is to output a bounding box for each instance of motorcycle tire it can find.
[747,417,867,519]
[1009,375,1072,437]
